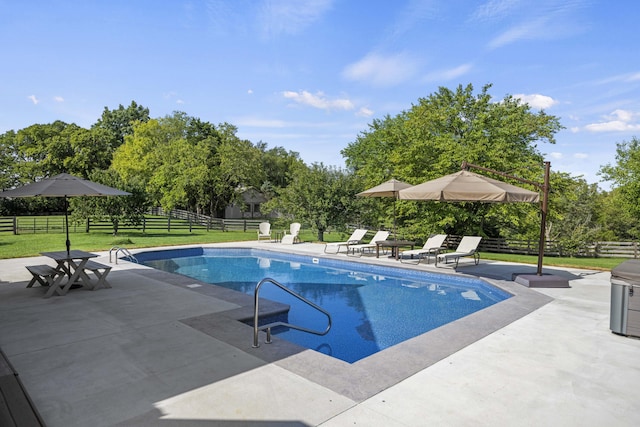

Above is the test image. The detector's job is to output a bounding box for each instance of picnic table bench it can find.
[83,260,112,290]
[25,265,65,298]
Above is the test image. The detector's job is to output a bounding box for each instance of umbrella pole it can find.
[536,162,551,276]
[393,197,396,239]
[65,197,70,256]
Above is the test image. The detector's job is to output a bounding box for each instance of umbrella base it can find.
[512,273,570,288]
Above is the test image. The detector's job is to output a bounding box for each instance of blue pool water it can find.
[137,248,511,363]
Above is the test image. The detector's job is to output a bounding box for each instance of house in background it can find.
[224,187,272,219]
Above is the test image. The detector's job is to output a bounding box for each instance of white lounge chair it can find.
[257,222,271,241]
[436,236,482,267]
[324,229,369,253]
[346,230,390,257]
[281,222,301,244]
[400,234,448,264]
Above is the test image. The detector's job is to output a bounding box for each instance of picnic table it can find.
[26,250,111,297]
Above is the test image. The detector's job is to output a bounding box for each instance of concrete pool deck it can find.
[1,241,639,426]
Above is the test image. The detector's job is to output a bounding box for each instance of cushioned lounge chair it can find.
[257,222,271,241]
[346,230,390,257]
[400,234,448,264]
[436,236,482,267]
[324,229,369,253]
[281,222,301,244]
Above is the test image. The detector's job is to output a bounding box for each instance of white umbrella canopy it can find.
[356,178,413,198]
[0,173,131,254]
[357,179,413,238]
[398,170,540,203]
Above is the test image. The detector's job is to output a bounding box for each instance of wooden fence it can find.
[0,213,263,234]
[1,214,638,258]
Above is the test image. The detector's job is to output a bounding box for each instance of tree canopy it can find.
[342,83,564,239]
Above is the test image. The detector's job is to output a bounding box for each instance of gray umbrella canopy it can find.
[0,173,131,198]
[357,179,413,238]
[0,173,131,254]
[398,170,539,203]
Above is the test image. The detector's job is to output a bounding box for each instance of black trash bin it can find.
[610,259,640,337]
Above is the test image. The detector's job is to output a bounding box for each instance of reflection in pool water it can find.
[138,248,511,363]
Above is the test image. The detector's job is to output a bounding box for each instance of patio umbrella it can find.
[398,167,550,277]
[398,170,540,203]
[0,173,131,255]
[356,178,413,238]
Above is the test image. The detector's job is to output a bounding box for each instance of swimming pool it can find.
[137,247,511,363]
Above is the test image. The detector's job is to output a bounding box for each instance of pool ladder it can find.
[252,278,332,348]
[109,246,138,264]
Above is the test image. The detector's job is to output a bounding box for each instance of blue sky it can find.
[1,1,638,189]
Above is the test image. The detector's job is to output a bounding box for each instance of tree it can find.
[70,169,149,235]
[342,83,563,239]
[111,112,266,217]
[263,163,360,241]
[92,101,150,151]
[599,136,640,236]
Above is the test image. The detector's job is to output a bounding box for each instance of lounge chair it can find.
[400,234,448,264]
[324,229,369,253]
[281,222,301,244]
[346,230,390,257]
[257,222,271,241]
[436,236,482,267]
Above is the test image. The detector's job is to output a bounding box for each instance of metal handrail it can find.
[109,246,138,264]
[252,277,332,348]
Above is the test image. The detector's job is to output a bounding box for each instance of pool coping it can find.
[138,246,553,402]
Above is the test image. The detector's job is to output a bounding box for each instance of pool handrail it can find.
[109,246,138,264]
[252,277,332,348]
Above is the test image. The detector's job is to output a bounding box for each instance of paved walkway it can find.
[0,242,639,426]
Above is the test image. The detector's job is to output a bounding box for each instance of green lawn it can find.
[0,224,626,271]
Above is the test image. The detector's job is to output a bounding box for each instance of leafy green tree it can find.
[342,83,563,239]
[70,169,149,235]
[595,188,639,240]
[0,130,17,191]
[599,137,640,238]
[546,174,601,255]
[92,101,150,150]
[111,112,266,217]
[263,163,360,241]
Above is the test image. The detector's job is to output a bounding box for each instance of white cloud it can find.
[470,0,520,22]
[574,153,588,159]
[513,93,558,109]
[54,96,64,102]
[283,90,354,111]
[247,89,253,95]
[423,63,473,82]
[343,52,418,86]
[584,109,640,132]
[28,95,39,105]
[236,117,288,128]
[549,152,563,159]
[585,121,640,132]
[489,18,547,49]
[356,107,374,117]
[259,0,333,38]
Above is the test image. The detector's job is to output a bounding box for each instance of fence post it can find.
[635,241,638,259]
[189,218,192,232]
[86,218,90,233]
[168,216,171,232]
[13,216,16,235]
[143,217,146,233]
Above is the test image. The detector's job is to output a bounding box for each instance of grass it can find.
[0,222,626,271]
